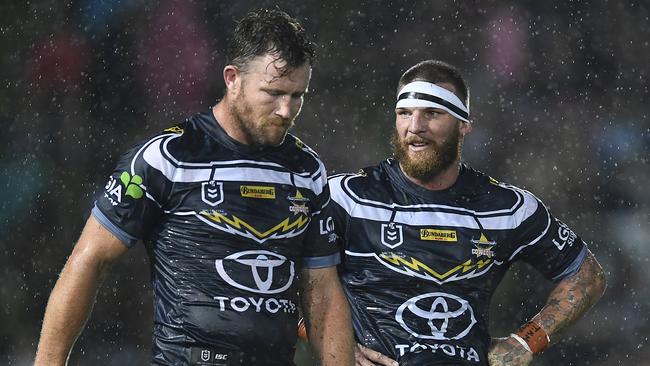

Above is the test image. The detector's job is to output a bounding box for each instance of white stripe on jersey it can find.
[329,174,539,230]
[158,134,319,179]
[331,175,525,216]
[139,134,325,195]
[509,206,551,260]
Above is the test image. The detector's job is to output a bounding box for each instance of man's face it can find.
[229,54,311,147]
[392,82,469,181]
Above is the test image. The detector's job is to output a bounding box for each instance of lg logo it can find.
[319,217,338,243]
[396,292,476,340]
[319,216,334,234]
[215,250,294,294]
[551,220,577,250]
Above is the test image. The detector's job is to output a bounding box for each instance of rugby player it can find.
[324,60,606,365]
[34,9,354,366]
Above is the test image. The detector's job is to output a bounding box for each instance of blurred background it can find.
[1,0,648,365]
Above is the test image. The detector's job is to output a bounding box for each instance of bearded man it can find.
[35,9,354,366]
[324,60,606,366]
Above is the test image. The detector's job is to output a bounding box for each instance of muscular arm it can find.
[489,249,606,365]
[531,250,606,337]
[300,266,355,366]
[34,215,129,366]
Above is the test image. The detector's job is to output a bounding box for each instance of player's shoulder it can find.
[281,133,326,176]
[328,159,393,200]
[141,111,235,162]
[130,120,185,161]
[113,113,212,180]
[482,171,539,203]
[463,165,544,217]
[284,134,323,162]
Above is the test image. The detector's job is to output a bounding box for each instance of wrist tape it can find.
[513,321,550,354]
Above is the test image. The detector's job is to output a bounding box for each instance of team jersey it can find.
[93,110,338,365]
[327,159,587,365]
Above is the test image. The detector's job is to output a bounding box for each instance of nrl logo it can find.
[381,222,404,249]
[202,180,224,206]
[201,350,211,362]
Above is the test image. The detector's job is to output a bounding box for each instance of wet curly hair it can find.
[226,8,315,77]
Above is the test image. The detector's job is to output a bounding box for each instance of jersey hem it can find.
[302,252,340,268]
[552,245,588,282]
[92,204,139,247]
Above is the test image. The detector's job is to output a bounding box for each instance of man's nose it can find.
[275,96,292,119]
[408,111,427,133]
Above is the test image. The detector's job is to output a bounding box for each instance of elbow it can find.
[65,245,115,283]
[586,253,607,300]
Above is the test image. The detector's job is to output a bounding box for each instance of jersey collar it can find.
[385,158,471,201]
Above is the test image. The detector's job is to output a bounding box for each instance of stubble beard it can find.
[230,89,293,147]
[391,127,462,182]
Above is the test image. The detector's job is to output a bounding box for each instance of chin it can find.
[408,150,431,161]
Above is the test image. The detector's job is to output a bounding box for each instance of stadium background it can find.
[1,1,648,365]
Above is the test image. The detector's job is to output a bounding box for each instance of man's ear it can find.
[460,121,473,136]
[223,65,241,94]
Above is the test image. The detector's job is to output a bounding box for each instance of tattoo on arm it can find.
[533,251,606,340]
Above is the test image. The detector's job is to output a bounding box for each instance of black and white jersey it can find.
[328,159,587,365]
[93,111,338,365]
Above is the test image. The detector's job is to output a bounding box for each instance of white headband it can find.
[396,81,470,122]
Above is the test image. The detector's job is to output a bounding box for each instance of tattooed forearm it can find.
[532,250,606,339]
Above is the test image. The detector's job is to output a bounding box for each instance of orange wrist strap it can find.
[297,317,308,341]
[515,321,550,354]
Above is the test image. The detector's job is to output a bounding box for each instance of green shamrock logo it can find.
[120,171,144,199]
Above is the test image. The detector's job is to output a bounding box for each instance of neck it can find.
[212,99,252,145]
[399,160,461,191]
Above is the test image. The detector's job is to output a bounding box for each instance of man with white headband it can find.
[323,60,606,365]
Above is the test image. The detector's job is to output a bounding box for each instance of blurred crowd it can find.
[1,0,648,365]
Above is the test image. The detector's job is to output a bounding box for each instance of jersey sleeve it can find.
[93,136,170,247]
[509,190,588,282]
[301,171,342,268]
[323,174,354,254]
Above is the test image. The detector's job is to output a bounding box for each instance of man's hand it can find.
[355,344,398,366]
[487,336,533,366]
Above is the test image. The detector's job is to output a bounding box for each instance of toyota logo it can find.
[215,250,295,294]
[396,292,476,340]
